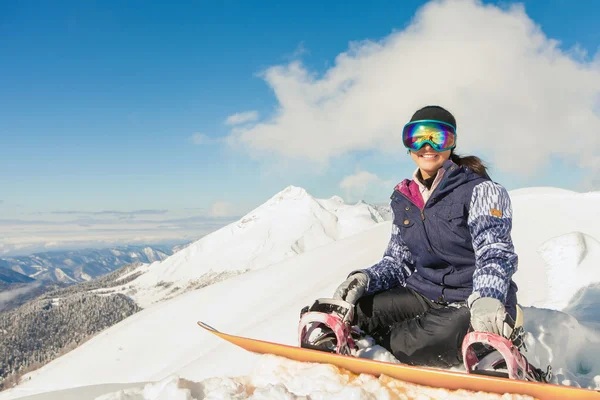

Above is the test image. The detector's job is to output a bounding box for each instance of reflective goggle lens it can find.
[402,121,456,152]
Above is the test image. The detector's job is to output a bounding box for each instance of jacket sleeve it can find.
[350,207,415,295]
[467,181,518,306]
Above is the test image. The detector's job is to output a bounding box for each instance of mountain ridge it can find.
[0,245,175,285]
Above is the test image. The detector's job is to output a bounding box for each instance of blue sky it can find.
[1,0,599,255]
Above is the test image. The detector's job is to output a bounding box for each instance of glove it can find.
[469,297,509,337]
[332,272,368,305]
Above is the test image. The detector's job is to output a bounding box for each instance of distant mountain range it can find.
[0,266,34,284]
[0,245,182,313]
[0,245,176,284]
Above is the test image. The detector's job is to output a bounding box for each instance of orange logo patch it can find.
[490,208,503,217]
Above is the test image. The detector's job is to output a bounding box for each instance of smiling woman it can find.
[405,106,490,180]
[301,105,548,380]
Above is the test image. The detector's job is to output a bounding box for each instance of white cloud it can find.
[290,41,309,59]
[190,133,214,145]
[339,170,391,202]
[226,0,600,178]
[0,283,41,310]
[225,111,259,126]
[0,211,241,257]
[209,201,236,218]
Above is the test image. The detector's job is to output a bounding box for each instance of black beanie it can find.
[409,105,457,129]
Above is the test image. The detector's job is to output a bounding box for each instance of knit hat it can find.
[409,105,457,130]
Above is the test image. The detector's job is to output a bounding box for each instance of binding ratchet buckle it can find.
[298,298,355,355]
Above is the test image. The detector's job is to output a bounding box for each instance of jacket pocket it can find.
[392,203,416,228]
[392,207,420,250]
[435,203,471,251]
[438,203,467,222]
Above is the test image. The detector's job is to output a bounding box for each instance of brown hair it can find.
[450,152,490,179]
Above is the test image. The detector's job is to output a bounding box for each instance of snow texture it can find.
[2,186,600,400]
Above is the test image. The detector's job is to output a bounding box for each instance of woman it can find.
[331,105,519,368]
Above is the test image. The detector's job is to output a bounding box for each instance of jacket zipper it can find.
[395,187,447,302]
[394,168,450,251]
[399,170,449,221]
[395,191,426,221]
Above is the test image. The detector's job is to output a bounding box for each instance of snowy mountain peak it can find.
[112,186,390,307]
[329,195,345,204]
[267,185,309,203]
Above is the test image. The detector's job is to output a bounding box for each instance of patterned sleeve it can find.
[350,207,415,295]
[467,181,518,306]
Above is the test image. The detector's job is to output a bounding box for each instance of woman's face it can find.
[409,144,451,179]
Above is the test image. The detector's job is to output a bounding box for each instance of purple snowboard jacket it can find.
[354,159,518,318]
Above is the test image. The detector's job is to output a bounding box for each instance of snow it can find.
[2,186,600,400]
[508,189,600,307]
[101,186,387,308]
[141,248,166,263]
[52,268,76,283]
[507,187,577,197]
[538,232,600,311]
[91,356,534,400]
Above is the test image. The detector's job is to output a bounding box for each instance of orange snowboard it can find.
[198,321,600,399]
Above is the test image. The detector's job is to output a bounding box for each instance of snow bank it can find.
[522,307,600,389]
[537,232,600,310]
[509,190,600,307]
[97,355,533,400]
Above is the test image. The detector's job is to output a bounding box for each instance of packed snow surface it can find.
[3,186,600,400]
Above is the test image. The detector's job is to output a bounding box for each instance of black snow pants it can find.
[354,286,471,368]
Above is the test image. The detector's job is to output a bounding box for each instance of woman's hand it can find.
[469,297,507,336]
[333,273,368,305]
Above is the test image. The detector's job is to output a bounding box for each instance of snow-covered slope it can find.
[2,223,392,400]
[508,189,600,307]
[111,186,387,307]
[537,232,600,311]
[3,187,600,400]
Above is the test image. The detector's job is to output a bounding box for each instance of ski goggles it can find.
[402,120,457,152]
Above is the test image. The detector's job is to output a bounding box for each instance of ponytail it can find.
[450,152,490,179]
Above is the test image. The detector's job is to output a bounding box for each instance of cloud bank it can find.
[50,209,168,216]
[340,170,391,202]
[0,211,241,257]
[0,282,42,310]
[209,201,237,218]
[225,111,259,126]
[226,0,600,179]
